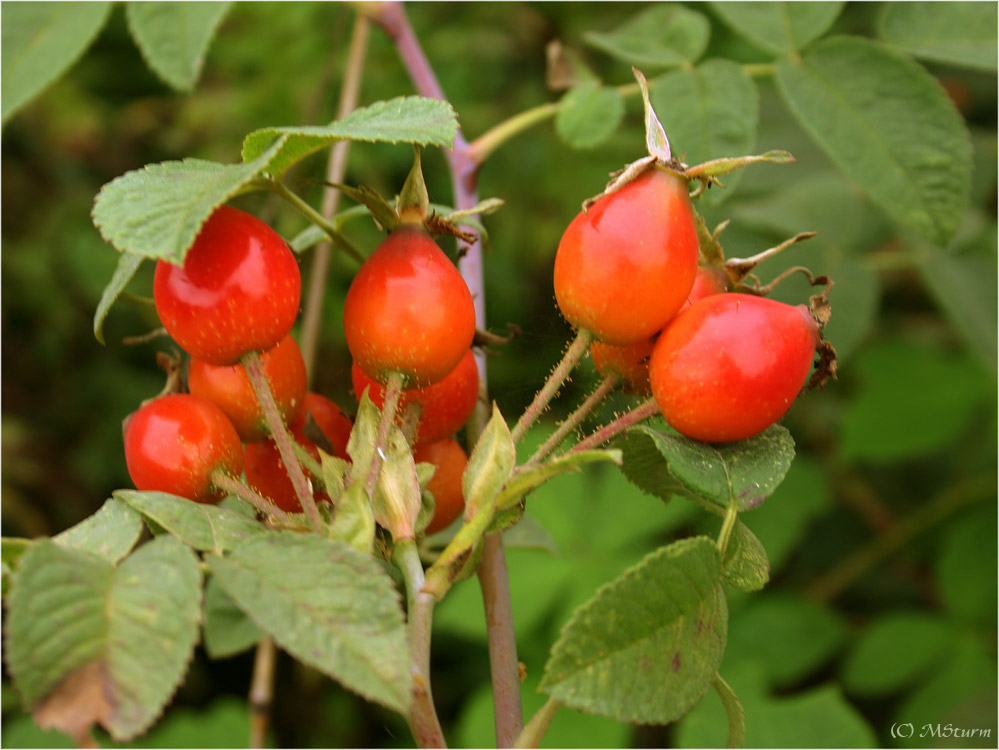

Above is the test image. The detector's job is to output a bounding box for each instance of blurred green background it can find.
[2,2,996,748]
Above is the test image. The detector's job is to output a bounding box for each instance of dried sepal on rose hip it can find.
[154,205,301,366]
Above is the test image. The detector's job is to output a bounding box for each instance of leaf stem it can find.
[242,351,322,530]
[716,503,739,557]
[266,179,365,265]
[513,696,561,749]
[394,539,447,748]
[527,374,618,465]
[210,471,294,525]
[477,533,524,746]
[248,637,277,748]
[300,13,370,380]
[511,328,593,444]
[564,396,660,456]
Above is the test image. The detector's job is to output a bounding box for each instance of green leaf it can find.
[840,612,954,697]
[651,60,758,201]
[935,506,998,625]
[496,449,621,512]
[725,593,848,688]
[614,424,795,513]
[114,489,267,554]
[372,427,422,542]
[840,339,992,463]
[916,244,998,373]
[6,536,202,742]
[584,4,710,69]
[462,403,516,517]
[91,136,284,263]
[2,537,35,598]
[878,2,998,72]
[722,521,770,592]
[1,2,113,125]
[53,497,143,563]
[241,96,458,179]
[712,675,746,750]
[540,536,727,724]
[776,36,973,246]
[208,532,410,713]
[501,514,559,555]
[93,252,144,345]
[555,83,624,150]
[709,2,844,56]
[125,2,231,92]
[347,390,380,484]
[202,576,264,659]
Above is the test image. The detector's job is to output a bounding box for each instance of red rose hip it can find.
[414,438,468,535]
[554,168,699,345]
[343,225,475,386]
[124,394,243,503]
[649,294,820,443]
[154,205,301,366]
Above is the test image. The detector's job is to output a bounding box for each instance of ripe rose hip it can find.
[351,349,479,445]
[154,205,301,366]
[188,334,307,443]
[343,225,475,386]
[649,294,820,443]
[589,337,656,395]
[244,393,353,513]
[554,168,699,345]
[124,394,243,503]
[414,438,468,535]
[679,266,729,311]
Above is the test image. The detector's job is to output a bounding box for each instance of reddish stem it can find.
[211,471,294,525]
[566,397,661,456]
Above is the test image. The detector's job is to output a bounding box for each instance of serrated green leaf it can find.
[93,252,144,345]
[541,536,727,724]
[6,536,202,741]
[91,136,284,263]
[710,2,844,56]
[496,449,621,512]
[584,4,710,68]
[916,244,998,372]
[53,498,142,563]
[776,36,973,246]
[555,83,624,150]
[878,2,997,72]
[722,521,769,592]
[208,532,410,713]
[114,489,267,554]
[840,612,953,697]
[125,2,231,92]
[241,96,458,179]
[614,424,795,512]
[327,481,376,555]
[202,576,263,659]
[1,2,113,124]
[651,60,758,202]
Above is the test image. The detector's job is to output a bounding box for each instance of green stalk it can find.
[527,374,618,465]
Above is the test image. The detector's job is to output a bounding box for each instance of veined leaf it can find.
[584,5,710,68]
[878,2,997,72]
[710,2,844,56]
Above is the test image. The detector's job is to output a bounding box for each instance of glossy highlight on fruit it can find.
[649,294,820,443]
[414,438,468,535]
[352,349,479,445]
[554,168,699,345]
[154,205,301,366]
[188,334,307,443]
[124,394,243,503]
[343,225,475,386]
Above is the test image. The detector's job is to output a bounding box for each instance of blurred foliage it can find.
[2,2,996,748]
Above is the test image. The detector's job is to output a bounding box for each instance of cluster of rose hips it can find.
[554,165,829,443]
[124,206,476,535]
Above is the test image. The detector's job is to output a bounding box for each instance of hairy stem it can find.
[716,503,739,557]
[210,472,294,525]
[394,540,446,748]
[364,370,406,497]
[513,697,561,749]
[242,351,322,530]
[511,329,593,444]
[527,374,618,464]
[301,14,370,379]
[565,397,660,456]
[248,637,277,748]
